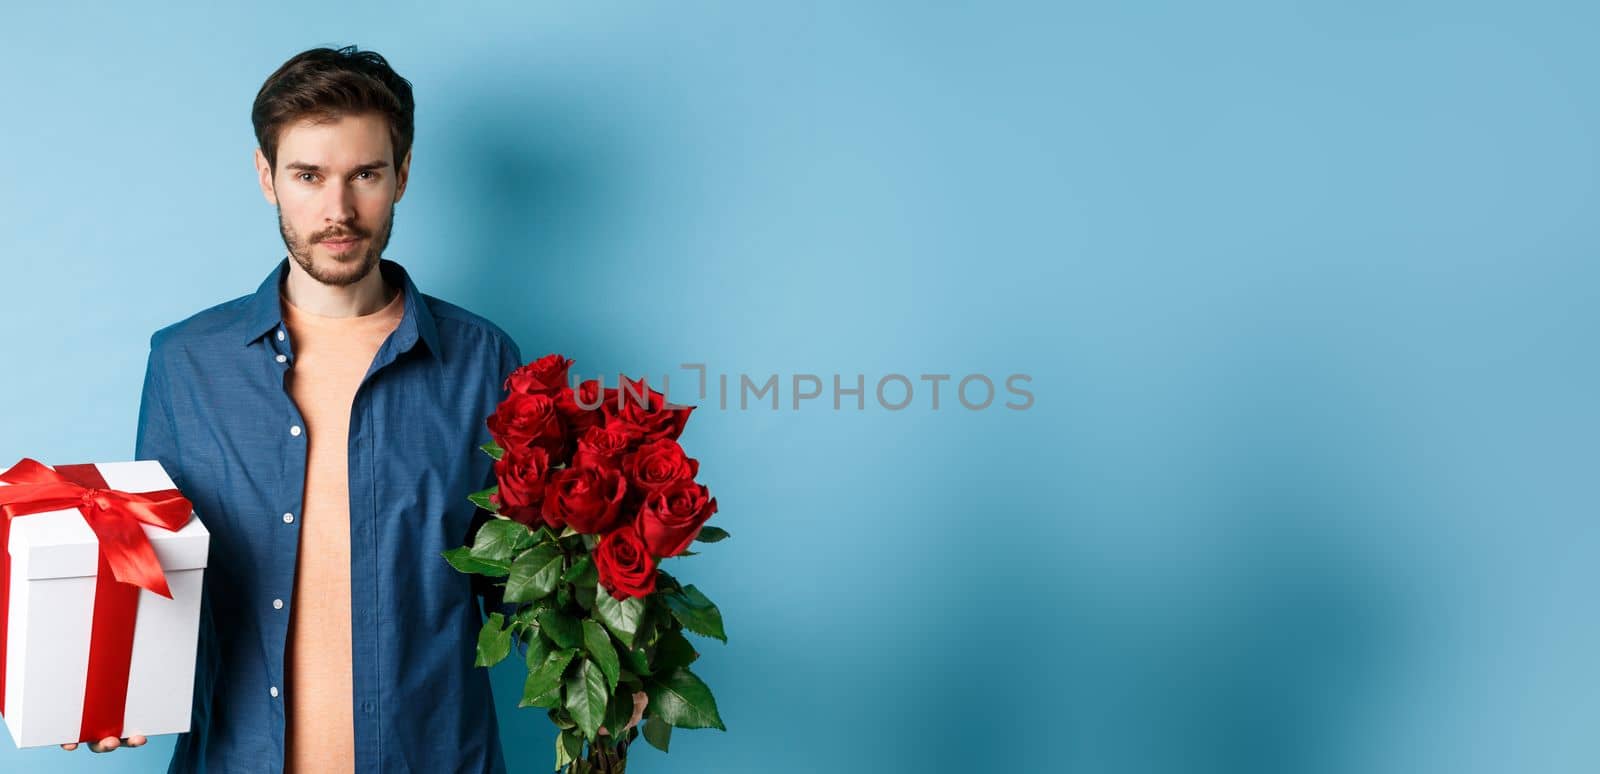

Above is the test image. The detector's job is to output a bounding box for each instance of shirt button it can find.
[283,512,295,524]
[273,598,284,609]
[363,701,374,713]
[277,329,286,341]
[275,354,287,363]
[270,686,279,698]
[290,425,302,436]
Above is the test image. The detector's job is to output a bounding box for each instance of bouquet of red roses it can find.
[445,354,728,773]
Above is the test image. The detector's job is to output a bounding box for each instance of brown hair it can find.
[251,45,415,174]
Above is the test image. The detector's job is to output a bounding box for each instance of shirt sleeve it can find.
[138,335,224,754]
[135,334,183,489]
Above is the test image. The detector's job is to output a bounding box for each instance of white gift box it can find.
[0,459,209,748]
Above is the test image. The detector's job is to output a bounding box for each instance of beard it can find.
[277,202,396,287]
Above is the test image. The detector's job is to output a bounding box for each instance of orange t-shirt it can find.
[279,284,405,774]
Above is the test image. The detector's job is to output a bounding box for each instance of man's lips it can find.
[320,237,364,252]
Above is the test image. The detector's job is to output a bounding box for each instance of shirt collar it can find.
[238,256,441,359]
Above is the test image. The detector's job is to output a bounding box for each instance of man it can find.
[55,45,643,772]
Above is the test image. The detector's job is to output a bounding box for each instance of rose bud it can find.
[622,439,699,495]
[637,479,717,558]
[595,524,657,599]
[557,379,612,438]
[491,445,551,526]
[540,463,628,534]
[504,353,575,397]
[574,425,638,470]
[486,392,567,457]
[606,376,692,442]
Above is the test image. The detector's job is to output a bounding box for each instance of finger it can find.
[627,691,648,729]
[61,742,78,750]
[92,736,120,752]
[129,735,148,746]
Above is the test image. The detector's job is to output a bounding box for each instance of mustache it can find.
[314,227,369,242]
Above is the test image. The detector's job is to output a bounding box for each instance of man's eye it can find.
[355,170,374,181]
[298,173,317,183]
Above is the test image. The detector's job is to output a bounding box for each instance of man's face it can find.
[254,112,410,287]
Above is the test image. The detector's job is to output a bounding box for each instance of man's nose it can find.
[321,181,357,224]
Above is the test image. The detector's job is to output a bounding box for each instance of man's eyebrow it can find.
[283,161,391,173]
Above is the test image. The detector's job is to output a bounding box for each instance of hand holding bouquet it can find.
[446,355,728,773]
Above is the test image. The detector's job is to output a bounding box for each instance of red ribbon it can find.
[0,457,194,742]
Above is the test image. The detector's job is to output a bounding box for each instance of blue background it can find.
[2,2,1596,772]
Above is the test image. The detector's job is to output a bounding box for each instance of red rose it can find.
[540,463,628,534]
[594,524,657,599]
[491,445,550,526]
[556,379,612,439]
[574,425,638,469]
[486,393,567,457]
[637,480,717,558]
[622,439,699,495]
[504,353,574,397]
[606,377,692,442]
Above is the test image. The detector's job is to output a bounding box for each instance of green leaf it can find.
[505,544,564,603]
[537,609,583,650]
[562,555,598,587]
[654,628,699,672]
[694,526,731,543]
[475,613,512,667]
[481,440,505,461]
[594,583,647,649]
[560,525,580,538]
[642,714,673,752]
[636,607,661,650]
[565,658,609,741]
[620,646,653,677]
[510,601,550,630]
[575,581,597,612]
[442,547,511,577]
[524,622,552,673]
[555,728,582,770]
[644,667,726,730]
[602,683,636,740]
[510,604,539,626]
[581,619,621,693]
[524,682,562,710]
[664,584,727,643]
[467,485,499,513]
[655,570,684,593]
[470,518,537,563]
[519,647,577,708]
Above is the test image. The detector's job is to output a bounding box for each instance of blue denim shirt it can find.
[136,257,522,773]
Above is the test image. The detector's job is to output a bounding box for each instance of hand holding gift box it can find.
[0,458,209,750]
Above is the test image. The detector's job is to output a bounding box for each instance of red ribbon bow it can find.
[0,457,195,741]
[0,458,192,598]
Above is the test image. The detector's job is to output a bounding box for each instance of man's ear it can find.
[394,148,412,204]
[254,148,278,206]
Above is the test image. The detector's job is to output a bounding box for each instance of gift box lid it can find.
[2,460,209,580]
